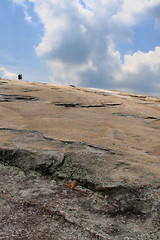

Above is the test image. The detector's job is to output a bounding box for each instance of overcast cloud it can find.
[12,0,160,96]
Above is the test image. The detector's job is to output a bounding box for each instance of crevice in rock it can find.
[145,116,158,120]
[0,127,43,135]
[0,148,37,173]
[53,102,122,108]
[131,95,147,99]
[54,103,79,107]
[78,181,158,221]
[35,155,66,176]
[0,94,39,102]
[0,81,8,85]
[77,178,140,195]
[0,147,130,196]
[22,88,40,92]
[0,127,118,155]
[113,113,159,120]
[112,112,140,118]
[0,148,65,176]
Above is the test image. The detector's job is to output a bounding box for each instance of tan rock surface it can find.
[0,79,160,239]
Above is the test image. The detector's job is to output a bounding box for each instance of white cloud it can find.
[12,0,26,6]
[11,0,160,95]
[0,67,17,80]
[24,9,32,23]
[116,47,160,79]
[48,60,97,85]
[12,0,33,24]
[114,47,160,95]
[112,0,160,25]
[31,0,125,86]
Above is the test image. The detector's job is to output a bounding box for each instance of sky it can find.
[0,0,160,96]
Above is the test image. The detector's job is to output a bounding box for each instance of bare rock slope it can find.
[0,79,160,240]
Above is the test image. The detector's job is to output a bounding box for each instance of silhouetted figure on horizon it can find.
[18,74,22,80]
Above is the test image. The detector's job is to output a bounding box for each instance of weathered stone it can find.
[0,79,160,239]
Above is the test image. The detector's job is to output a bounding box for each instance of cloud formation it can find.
[12,0,33,24]
[0,67,17,80]
[12,0,160,95]
[115,47,160,95]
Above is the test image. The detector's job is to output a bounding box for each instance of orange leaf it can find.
[66,181,78,189]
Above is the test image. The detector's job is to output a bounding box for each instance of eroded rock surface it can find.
[0,79,160,239]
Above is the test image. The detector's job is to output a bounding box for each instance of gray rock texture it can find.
[0,79,160,239]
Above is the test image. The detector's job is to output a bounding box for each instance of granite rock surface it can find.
[0,79,160,239]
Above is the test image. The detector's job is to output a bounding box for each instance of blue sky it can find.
[0,0,160,96]
[0,0,50,82]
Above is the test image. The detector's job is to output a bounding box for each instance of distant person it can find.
[18,74,22,80]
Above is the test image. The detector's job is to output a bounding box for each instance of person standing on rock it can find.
[18,74,22,80]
